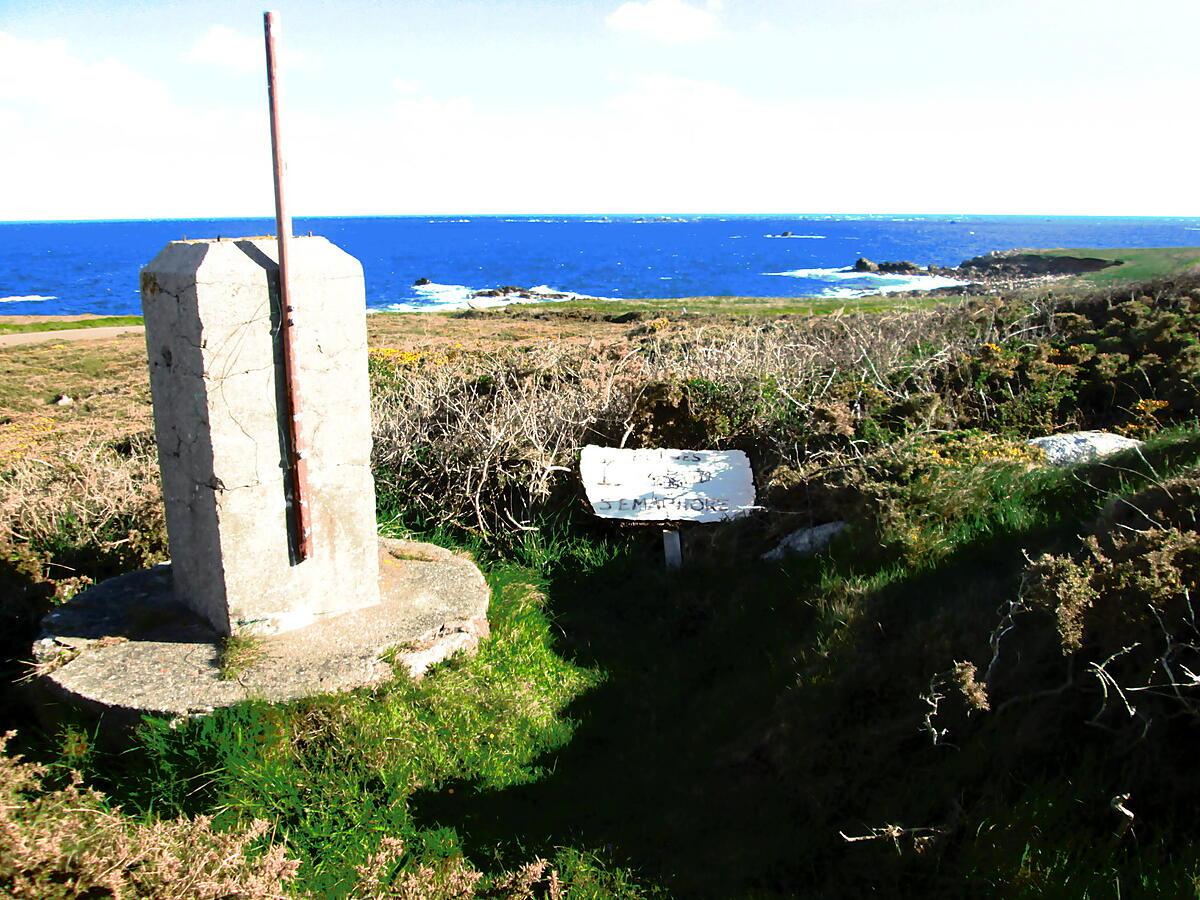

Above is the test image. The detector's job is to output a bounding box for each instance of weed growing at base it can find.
[217,634,266,681]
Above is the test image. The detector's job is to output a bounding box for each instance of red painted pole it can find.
[264,10,312,562]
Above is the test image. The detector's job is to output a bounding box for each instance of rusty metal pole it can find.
[264,10,312,562]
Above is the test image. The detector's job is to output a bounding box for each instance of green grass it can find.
[403,430,1200,897]
[0,315,143,335]
[1037,246,1200,284]
[7,282,1200,896]
[87,555,635,896]
[47,427,1199,898]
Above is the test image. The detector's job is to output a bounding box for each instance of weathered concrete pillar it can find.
[139,236,380,635]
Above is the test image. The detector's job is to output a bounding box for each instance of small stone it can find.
[53,394,74,406]
[1027,431,1144,466]
[761,521,847,562]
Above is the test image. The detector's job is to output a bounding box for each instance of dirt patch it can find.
[0,334,151,465]
[0,325,145,349]
[366,310,634,352]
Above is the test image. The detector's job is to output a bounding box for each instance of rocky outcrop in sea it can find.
[851,250,1123,293]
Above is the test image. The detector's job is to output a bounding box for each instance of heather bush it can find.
[0,430,166,574]
[0,731,300,898]
[995,470,1200,730]
[369,297,1044,536]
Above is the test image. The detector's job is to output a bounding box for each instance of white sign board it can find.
[580,445,756,523]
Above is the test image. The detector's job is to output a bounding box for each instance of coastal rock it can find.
[835,249,1125,296]
[955,251,1121,279]
[761,521,847,562]
[472,285,571,302]
[1027,431,1144,466]
[876,260,925,275]
[854,258,924,276]
[413,277,431,286]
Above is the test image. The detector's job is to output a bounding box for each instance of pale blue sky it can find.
[2,0,1198,219]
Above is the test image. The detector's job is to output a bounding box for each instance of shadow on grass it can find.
[0,551,56,737]
[413,530,1051,896]
[415,437,1200,897]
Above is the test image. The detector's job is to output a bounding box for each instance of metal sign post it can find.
[264,10,312,562]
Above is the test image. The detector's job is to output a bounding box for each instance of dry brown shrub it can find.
[371,302,1041,534]
[982,469,1200,733]
[489,857,557,899]
[350,835,567,899]
[0,731,300,899]
[1,731,575,900]
[953,660,991,712]
[0,431,165,566]
[1024,552,1099,654]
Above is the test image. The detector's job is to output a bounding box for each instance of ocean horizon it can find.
[4,213,1200,316]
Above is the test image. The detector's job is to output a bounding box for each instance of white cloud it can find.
[605,0,723,44]
[0,32,169,109]
[0,31,272,220]
[2,29,1199,219]
[185,25,259,72]
[390,78,424,95]
[186,25,307,74]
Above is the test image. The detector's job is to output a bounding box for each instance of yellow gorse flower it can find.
[369,347,450,369]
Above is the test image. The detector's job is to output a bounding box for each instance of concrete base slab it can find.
[31,538,489,723]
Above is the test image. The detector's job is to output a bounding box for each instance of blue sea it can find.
[3,215,1200,317]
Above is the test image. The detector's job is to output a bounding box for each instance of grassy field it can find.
[1039,246,1200,283]
[0,315,143,335]
[2,270,1200,896]
[483,291,955,318]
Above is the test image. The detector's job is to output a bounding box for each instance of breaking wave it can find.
[763,267,965,298]
[382,282,600,313]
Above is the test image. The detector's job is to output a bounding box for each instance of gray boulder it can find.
[761,521,847,562]
[1027,431,1144,466]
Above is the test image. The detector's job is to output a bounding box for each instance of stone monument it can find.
[31,237,490,723]
[141,236,380,635]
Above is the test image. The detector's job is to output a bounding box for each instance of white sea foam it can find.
[764,266,966,298]
[817,287,865,299]
[765,267,858,279]
[0,294,55,303]
[382,281,599,313]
